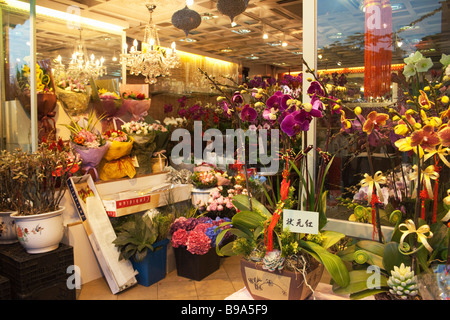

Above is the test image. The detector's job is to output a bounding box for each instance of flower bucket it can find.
[131,238,169,287]
[56,87,90,117]
[191,187,217,207]
[240,258,324,300]
[150,152,167,174]
[173,246,220,281]
[10,207,65,254]
[0,211,18,244]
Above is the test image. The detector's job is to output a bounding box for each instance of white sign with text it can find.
[282,209,319,235]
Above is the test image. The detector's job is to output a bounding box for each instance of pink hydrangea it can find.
[186,230,211,255]
[171,229,188,248]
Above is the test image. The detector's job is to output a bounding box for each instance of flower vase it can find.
[0,211,18,244]
[240,258,324,300]
[131,238,169,287]
[10,207,65,254]
[173,246,220,281]
[191,187,217,207]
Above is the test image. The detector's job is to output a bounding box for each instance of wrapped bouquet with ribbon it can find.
[121,91,151,122]
[92,79,128,132]
[55,73,91,117]
[98,129,135,181]
[62,110,110,181]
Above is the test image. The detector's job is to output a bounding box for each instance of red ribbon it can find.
[265,207,282,252]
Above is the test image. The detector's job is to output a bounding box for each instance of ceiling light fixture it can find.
[172,5,202,37]
[53,28,106,83]
[217,0,249,23]
[121,5,180,84]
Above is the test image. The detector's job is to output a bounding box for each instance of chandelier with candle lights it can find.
[120,4,180,84]
[53,29,107,84]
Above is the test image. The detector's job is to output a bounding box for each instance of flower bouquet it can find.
[62,111,110,181]
[98,129,135,181]
[170,215,232,280]
[55,73,91,117]
[92,86,128,132]
[14,60,58,141]
[121,91,151,122]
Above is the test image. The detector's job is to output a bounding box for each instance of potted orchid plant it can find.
[197,64,350,300]
[326,52,450,300]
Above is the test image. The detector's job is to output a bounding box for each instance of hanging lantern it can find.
[217,0,249,23]
[171,6,202,37]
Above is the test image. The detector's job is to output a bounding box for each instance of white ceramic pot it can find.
[191,187,217,207]
[10,206,65,254]
[0,211,18,244]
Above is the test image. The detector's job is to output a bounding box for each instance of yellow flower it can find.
[395,137,424,158]
[441,96,449,105]
[354,106,362,115]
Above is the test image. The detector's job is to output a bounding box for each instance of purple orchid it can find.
[307,81,325,97]
[232,92,244,104]
[266,91,292,112]
[280,109,312,136]
[240,104,258,122]
[309,95,324,118]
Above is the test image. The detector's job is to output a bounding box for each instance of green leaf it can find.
[332,270,388,295]
[300,240,350,287]
[320,230,346,249]
[356,240,385,257]
[349,288,388,300]
[232,194,272,218]
[382,242,411,274]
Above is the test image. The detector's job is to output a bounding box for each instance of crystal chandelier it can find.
[121,4,181,84]
[53,29,107,83]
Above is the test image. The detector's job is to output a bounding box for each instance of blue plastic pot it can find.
[131,238,169,287]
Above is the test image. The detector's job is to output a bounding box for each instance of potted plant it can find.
[0,151,18,244]
[112,209,174,286]
[8,138,80,254]
[190,168,219,207]
[169,211,233,281]
[329,52,450,300]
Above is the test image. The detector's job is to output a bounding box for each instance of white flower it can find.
[404,51,423,64]
[403,63,416,79]
[415,57,433,73]
[440,53,450,68]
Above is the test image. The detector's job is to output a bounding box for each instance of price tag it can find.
[282,209,319,235]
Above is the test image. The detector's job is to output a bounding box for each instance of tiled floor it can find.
[77,255,333,300]
[77,255,246,300]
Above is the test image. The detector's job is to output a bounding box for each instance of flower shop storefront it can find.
[0,0,449,302]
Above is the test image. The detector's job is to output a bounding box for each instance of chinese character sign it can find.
[283,210,319,235]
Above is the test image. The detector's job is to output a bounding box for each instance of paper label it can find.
[282,209,319,234]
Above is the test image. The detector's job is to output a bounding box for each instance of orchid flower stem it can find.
[365,142,383,243]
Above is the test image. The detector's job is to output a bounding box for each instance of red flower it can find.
[438,122,450,147]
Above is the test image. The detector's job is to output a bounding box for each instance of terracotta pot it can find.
[10,207,65,254]
[240,257,324,300]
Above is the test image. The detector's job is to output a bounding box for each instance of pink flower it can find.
[186,231,211,255]
[217,205,223,211]
[171,229,188,248]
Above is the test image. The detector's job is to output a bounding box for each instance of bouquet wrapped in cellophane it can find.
[61,110,110,181]
[98,129,135,181]
[92,79,128,132]
[14,59,58,142]
[55,72,91,117]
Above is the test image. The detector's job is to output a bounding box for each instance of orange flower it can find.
[418,90,434,110]
[438,122,450,146]
[363,111,389,135]
[410,124,441,151]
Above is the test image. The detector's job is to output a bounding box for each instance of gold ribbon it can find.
[360,171,386,204]
[409,165,439,199]
[424,146,450,168]
[399,219,433,253]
